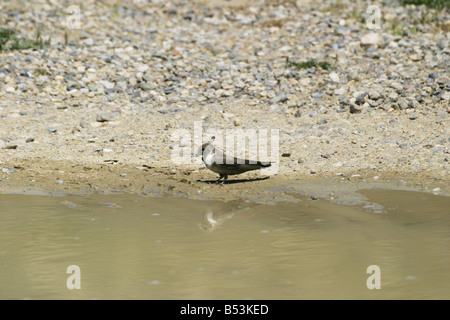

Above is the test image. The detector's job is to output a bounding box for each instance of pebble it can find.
[349,103,362,114]
[398,98,409,110]
[329,72,340,83]
[368,90,381,100]
[80,121,88,128]
[388,92,399,102]
[432,187,440,194]
[96,113,112,122]
[408,113,417,120]
[360,33,380,46]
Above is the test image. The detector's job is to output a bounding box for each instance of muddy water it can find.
[0,189,448,300]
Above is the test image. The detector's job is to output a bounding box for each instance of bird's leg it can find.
[221,174,228,184]
[216,174,224,183]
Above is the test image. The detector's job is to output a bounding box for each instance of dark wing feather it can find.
[213,148,271,170]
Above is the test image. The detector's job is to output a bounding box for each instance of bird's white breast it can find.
[204,152,215,168]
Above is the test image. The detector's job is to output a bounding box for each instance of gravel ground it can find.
[0,0,449,198]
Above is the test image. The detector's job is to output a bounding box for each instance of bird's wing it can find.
[213,148,271,168]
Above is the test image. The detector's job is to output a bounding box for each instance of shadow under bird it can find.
[198,142,271,183]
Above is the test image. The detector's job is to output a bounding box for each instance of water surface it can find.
[0,189,448,299]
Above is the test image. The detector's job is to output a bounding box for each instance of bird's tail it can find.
[257,161,271,168]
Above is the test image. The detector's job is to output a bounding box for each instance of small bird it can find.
[198,142,271,183]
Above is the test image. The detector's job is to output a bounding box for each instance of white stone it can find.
[361,33,380,46]
[137,64,149,73]
[329,72,340,83]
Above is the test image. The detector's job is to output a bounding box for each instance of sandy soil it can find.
[0,0,449,200]
[0,158,448,205]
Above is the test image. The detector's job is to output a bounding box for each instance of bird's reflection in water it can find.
[197,201,254,233]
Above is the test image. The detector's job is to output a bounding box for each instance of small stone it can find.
[55,179,64,184]
[432,187,440,194]
[409,54,422,62]
[294,110,302,118]
[329,72,340,83]
[355,94,366,105]
[96,113,111,122]
[298,159,304,164]
[389,82,403,92]
[335,87,347,96]
[26,138,34,143]
[368,90,381,100]
[339,95,349,105]
[271,93,288,104]
[408,113,417,120]
[361,33,380,46]
[428,72,439,79]
[131,91,141,99]
[46,127,57,133]
[388,92,399,102]
[310,169,316,174]
[139,83,156,91]
[349,103,362,114]
[80,121,88,128]
[282,153,291,157]
[398,98,409,110]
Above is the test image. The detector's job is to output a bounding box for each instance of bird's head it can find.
[196,142,215,158]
